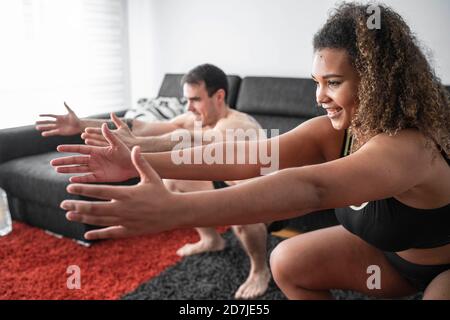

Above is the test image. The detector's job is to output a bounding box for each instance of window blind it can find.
[0,0,129,129]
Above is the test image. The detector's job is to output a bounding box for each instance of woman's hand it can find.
[61,146,180,240]
[36,102,82,136]
[51,123,138,183]
[81,113,138,148]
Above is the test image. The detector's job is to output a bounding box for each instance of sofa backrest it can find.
[158,73,242,108]
[235,77,319,117]
[235,77,325,136]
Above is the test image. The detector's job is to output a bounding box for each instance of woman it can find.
[52,3,450,299]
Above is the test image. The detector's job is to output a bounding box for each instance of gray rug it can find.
[121,230,422,300]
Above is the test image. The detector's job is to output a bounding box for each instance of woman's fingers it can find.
[110,113,127,129]
[84,127,102,134]
[66,183,128,201]
[131,146,160,183]
[81,132,105,142]
[36,124,57,131]
[69,174,100,184]
[56,144,94,155]
[64,101,75,113]
[66,211,120,227]
[60,199,116,215]
[84,139,109,147]
[41,129,61,137]
[81,131,109,146]
[101,123,121,147]
[56,165,90,174]
[84,226,129,240]
[51,155,90,167]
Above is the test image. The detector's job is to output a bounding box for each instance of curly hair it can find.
[313,2,450,157]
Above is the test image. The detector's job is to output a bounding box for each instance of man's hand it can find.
[51,123,138,183]
[60,146,179,240]
[82,113,138,148]
[36,102,82,136]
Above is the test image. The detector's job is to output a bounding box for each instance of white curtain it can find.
[0,0,129,129]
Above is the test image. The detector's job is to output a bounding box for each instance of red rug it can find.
[0,222,225,300]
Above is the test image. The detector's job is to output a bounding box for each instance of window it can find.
[0,0,129,129]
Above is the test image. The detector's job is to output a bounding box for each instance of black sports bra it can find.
[334,130,450,252]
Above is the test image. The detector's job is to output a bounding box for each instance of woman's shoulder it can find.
[362,129,439,164]
[368,129,428,150]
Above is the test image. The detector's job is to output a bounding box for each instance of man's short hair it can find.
[181,64,228,101]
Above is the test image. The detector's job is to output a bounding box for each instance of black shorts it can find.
[212,181,229,189]
[383,251,450,291]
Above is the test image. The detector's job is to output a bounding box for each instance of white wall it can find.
[127,0,450,105]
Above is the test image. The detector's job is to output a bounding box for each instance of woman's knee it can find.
[270,239,303,284]
[423,269,450,300]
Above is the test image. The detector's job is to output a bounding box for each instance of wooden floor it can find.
[271,228,301,239]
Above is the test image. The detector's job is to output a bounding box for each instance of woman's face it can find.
[312,48,360,130]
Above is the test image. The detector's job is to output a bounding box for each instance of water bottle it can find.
[0,188,12,236]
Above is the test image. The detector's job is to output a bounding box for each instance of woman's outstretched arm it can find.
[60,130,429,240]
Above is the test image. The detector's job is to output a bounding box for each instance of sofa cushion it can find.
[0,151,139,242]
[0,152,80,208]
[0,125,83,165]
[250,114,309,137]
[0,152,139,207]
[236,77,322,118]
[6,194,96,243]
[0,151,97,242]
[158,73,242,108]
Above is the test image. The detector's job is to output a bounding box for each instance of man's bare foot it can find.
[176,237,226,257]
[234,267,271,299]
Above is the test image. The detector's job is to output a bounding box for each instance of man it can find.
[36,64,271,299]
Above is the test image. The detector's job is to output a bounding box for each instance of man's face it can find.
[183,82,219,126]
[312,48,360,131]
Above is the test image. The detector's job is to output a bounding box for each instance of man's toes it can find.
[176,243,195,256]
[241,286,259,300]
[176,239,225,257]
[234,284,247,299]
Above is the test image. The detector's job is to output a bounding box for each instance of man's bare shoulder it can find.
[215,109,262,131]
[169,112,196,129]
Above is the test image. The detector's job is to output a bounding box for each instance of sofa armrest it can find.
[0,125,83,165]
[88,109,128,119]
[0,109,128,165]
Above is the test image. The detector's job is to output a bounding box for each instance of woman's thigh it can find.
[423,269,450,300]
[270,225,418,298]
